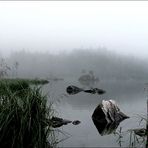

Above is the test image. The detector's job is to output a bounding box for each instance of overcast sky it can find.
[0,1,148,58]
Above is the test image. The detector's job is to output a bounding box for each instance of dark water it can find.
[44,79,146,147]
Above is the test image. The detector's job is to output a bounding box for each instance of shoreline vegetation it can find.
[0,78,55,148]
[0,78,49,85]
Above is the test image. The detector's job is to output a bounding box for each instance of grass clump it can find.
[0,79,29,94]
[0,80,54,148]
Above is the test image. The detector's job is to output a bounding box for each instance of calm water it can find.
[44,79,146,147]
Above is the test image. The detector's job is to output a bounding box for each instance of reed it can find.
[0,80,54,148]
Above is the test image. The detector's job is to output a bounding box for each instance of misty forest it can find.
[0,48,148,147]
[1,49,148,81]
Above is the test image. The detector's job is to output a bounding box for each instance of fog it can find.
[1,1,148,84]
[0,1,148,58]
[2,48,148,82]
[1,47,147,111]
[1,2,148,146]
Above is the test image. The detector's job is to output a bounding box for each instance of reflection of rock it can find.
[78,73,99,87]
[78,70,99,87]
[79,74,99,82]
[92,100,129,135]
[84,88,106,95]
[92,118,119,136]
[66,85,106,95]
[50,116,81,128]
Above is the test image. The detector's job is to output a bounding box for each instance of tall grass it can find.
[0,80,54,148]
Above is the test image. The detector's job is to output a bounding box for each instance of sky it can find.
[0,1,148,58]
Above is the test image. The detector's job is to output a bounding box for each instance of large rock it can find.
[92,100,129,135]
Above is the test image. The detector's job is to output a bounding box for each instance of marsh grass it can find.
[0,80,54,148]
[0,78,49,86]
[114,115,147,148]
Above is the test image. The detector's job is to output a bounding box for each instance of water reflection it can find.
[78,79,98,88]
[92,118,120,136]
[44,80,146,147]
[78,70,99,88]
[66,85,106,95]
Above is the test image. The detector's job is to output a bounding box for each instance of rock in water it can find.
[72,120,81,125]
[66,85,83,95]
[84,88,106,95]
[51,116,72,128]
[67,85,106,95]
[49,116,81,128]
[92,100,129,135]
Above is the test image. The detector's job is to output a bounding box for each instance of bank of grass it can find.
[0,79,55,148]
[0,78,49,85]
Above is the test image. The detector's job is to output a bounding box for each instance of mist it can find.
[1,2,148,147]
[1,48,147,83]
[1,1,148,59]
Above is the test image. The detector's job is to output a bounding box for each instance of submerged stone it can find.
[50,116,81,128]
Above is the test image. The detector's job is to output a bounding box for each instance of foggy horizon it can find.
[0,1,148,59]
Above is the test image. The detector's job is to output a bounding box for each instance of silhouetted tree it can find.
[0,58,11,78]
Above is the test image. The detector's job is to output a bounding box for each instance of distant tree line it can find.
[4,49,148,81]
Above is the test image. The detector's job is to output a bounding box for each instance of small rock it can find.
[72,120,81,125]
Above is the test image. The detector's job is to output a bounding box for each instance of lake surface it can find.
[44,79,147,147]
